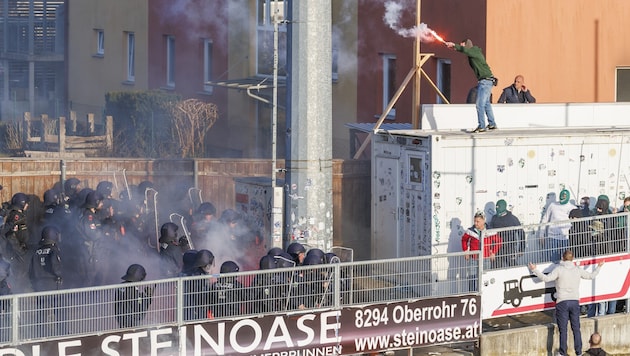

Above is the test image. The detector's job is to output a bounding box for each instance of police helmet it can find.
[306,248,325,264]
[64,178,81,196]
[286,242,306,260]
[267,247,284,257]
[137,181,155,196]
[10,192,28,210]
[96,181,114,198]
[259,255,277,270]
[274,252,296,268]
[220,260,240,273]
[83,191,104,209]
[324,252,339,264]
[219,209,241,225]
[159,222,179,243]
[121,264,147,282]
[182,250,199,270]
[40,226,61,245]
[303,253,324,266]
[196,202,216,217]
[43,189,60,207]
[194,249,215,268]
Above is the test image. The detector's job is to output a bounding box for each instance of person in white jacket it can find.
[528,250,604,356]
[539,189,576,262]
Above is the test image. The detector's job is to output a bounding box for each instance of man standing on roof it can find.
[446,39,498,133]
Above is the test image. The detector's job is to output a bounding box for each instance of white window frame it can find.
[203,39,213,93]
[166,35,175,87]
[126,32,135,82]
[96,29,104,55]
[382,54,396,118]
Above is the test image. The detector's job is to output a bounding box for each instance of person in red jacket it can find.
[461,211,502,291]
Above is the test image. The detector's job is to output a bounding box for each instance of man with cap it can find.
[539,189,575,263]
[114,264,154,328]
[446,39,498,133]
[489,199,525,267]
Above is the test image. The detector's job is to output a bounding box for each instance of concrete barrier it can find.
[481,313,630,355]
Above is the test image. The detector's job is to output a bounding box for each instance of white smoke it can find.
[383,0,438,42]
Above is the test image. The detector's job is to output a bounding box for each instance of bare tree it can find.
[170,99,218,157]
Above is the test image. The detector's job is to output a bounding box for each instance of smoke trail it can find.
[383,0,438,42]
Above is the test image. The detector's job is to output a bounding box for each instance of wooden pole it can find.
[411,0,421,129]
[105,116,113,153]
[59,116,66,156]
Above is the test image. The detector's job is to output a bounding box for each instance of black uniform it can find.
[0,255,11,343]
[114,264,154,328]
[78,206,105,286]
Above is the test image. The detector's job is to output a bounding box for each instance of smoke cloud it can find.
[383,0,438,42]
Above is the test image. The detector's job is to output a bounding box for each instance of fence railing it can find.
[0,251,479,346]
[483,211,630,270]
[1,213,627,347]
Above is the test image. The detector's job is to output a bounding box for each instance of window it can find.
[382,54,396,118]
[95,29,104,55]
[203,39,213,93]
[256,0,287,77]
[616,67,630,102]
[166,36,175,87]
[126,32,135,82]
[436,59,451,104]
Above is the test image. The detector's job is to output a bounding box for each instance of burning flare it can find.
[429,29,446,44]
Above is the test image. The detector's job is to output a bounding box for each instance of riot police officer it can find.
[209,261,244,318]
[114,264,154,328]
[2,193,31,292]
[159,222,185,278]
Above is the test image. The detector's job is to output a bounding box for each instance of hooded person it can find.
[539,189,576,263]
[488,199,525,267]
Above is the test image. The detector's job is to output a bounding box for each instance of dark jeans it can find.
[555,300,582,356]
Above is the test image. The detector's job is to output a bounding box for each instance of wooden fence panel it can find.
[0,158,371,260]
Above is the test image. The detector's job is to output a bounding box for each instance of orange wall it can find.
[486,0,630,103]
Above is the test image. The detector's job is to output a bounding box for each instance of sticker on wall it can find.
[619,192,626,201]
[434,193,440,199]
[609,148,617,157]
[588,169,597,175]
[548,170,557,177]
[504,138,514,146]
[433,171,441,179]
[496,191,507,198]
[580,155,585,162]
[456,197,462,205]
[434,180,441,188]
[466,175,473,184]
[508,158,514,167]
[519,158,525,168]
[539,164,546,170]
[528,150,536,159]
[497,165,505,173]
[599,181,605,188]
[550,148,555,161]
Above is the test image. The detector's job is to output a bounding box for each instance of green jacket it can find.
[455,44,493,81]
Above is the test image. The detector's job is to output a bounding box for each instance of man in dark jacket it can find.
[497,75,536,103]
[488,199,525,267]
[585,332,607,356]
[114,264,154,328]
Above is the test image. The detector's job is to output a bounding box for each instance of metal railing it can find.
[0,251,479,346]
[483,211,630,270]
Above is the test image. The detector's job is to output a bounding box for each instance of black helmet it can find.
[259,255,277,270]
[196,202,216,217]
[64,178,81,196]
[267,247,284,257]
[303,253,323,266]
[121,264,147,282]
[220,260,240,273]
[159,222,179,243]
[274,252,296,268]
[138,181,155,196]
[324,252,339,264]
[40,226,61,245]
[286,242,306,259]
[219,209,241,224]
[10,192,28,210]
[182,250,199,271]
[194,249,215,268]
[306,248,325,264]
[84,191,104,209]
[96,181,114,198]
[43,189,60,207]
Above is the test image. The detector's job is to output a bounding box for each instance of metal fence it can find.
[0,250,479,346]
[483,211,630,271]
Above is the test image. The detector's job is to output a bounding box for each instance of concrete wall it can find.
[482,313,630,355]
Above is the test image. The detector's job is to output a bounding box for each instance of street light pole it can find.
[270,0,283,248]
